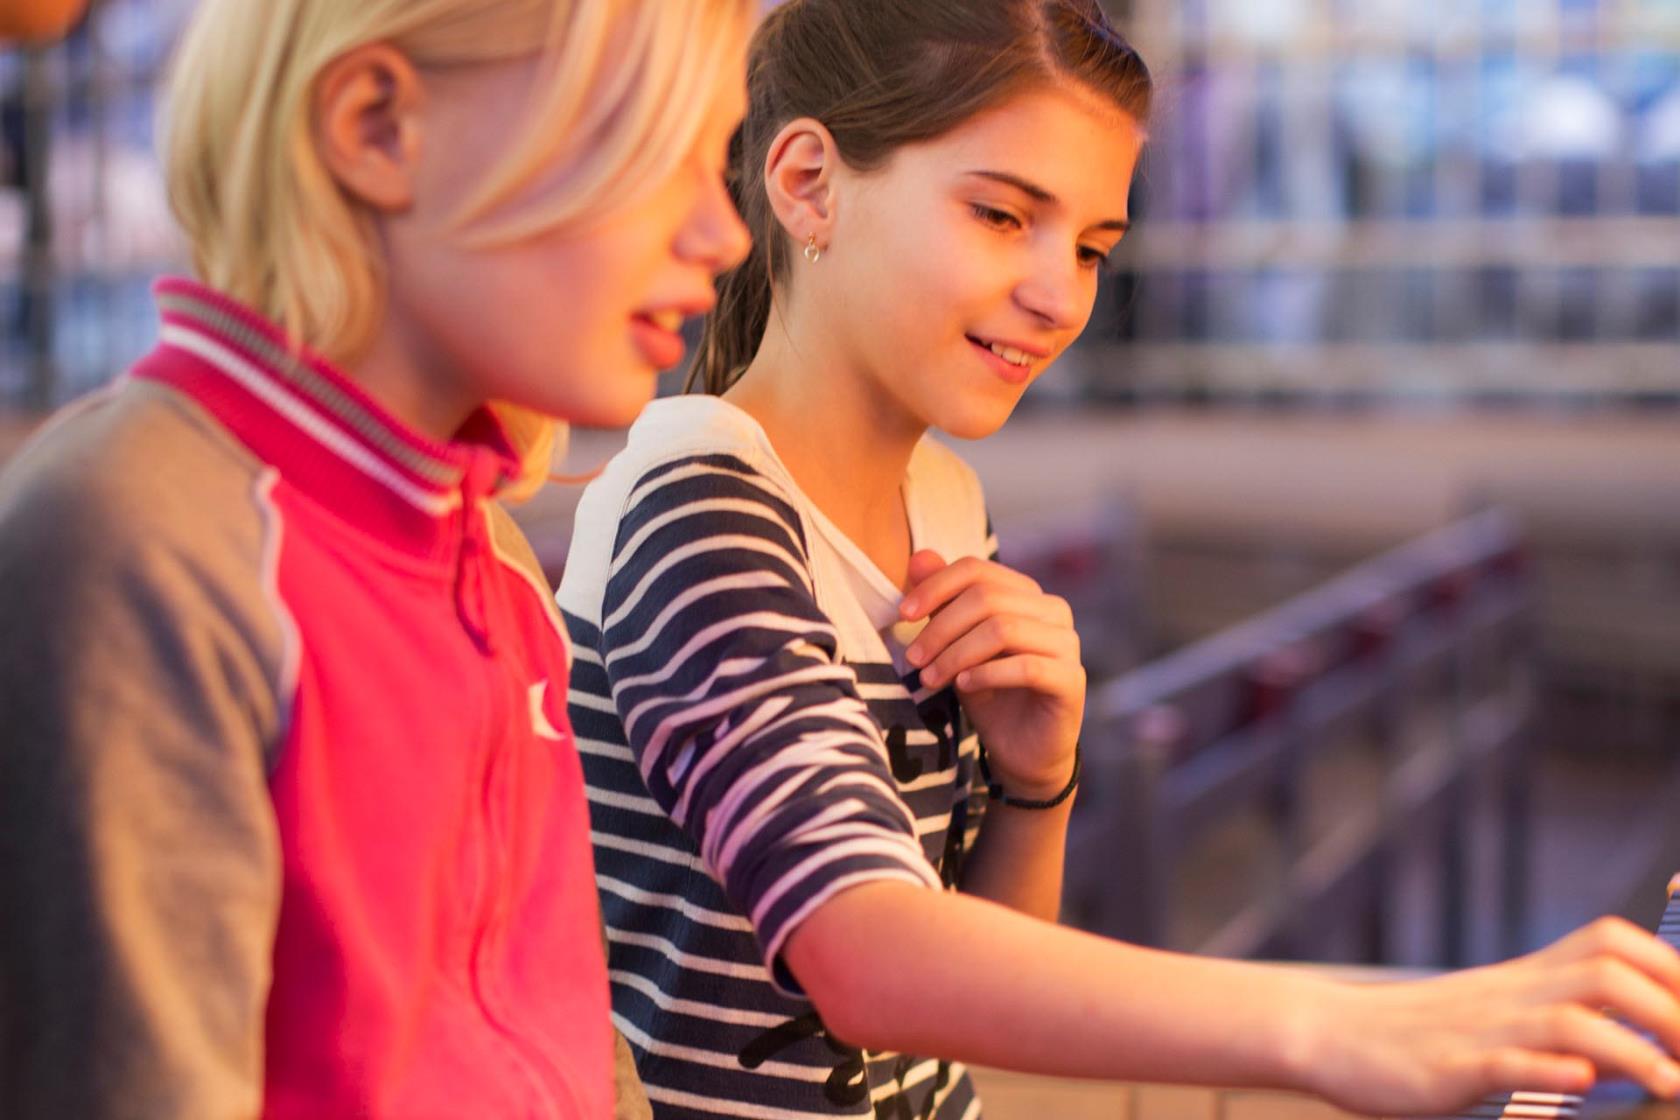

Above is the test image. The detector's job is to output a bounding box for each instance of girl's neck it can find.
[725,308,927,589]
[350,315,482,444]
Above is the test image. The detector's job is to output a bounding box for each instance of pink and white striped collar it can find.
[136,277,524,560]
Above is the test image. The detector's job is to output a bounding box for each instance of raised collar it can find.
[134,277,523,562]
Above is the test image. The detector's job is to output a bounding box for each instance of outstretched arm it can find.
[786,881,1680,1117]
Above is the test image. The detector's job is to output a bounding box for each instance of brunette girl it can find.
[560,3,1680,1117]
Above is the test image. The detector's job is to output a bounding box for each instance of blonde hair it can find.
[163,0,753,499]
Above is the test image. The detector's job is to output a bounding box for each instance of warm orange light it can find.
[0,0,90,43]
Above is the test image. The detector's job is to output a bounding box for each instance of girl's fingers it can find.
[906,589,1072,669]
[1545,917,1680,996]
[1472,1049,1595,1100]
[1515,1004,1680,1097]
[951,653,1080,697]
[918,618,1079,691]
[900,556,1041,620]
[1547,957,1680,1058]
[906,549,948,587]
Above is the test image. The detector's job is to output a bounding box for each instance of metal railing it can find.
[2,2,189,411]
[1063,508,1536,966]
[1080,0,1680,403]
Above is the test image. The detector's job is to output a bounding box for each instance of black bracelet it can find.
[981,742,1080,810]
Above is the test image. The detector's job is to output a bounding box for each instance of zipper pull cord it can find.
[455,453,504,656]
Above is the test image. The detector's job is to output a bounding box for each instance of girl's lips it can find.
[967,335,1034,386]
[631,313,686,369]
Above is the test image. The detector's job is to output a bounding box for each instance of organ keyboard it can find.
[1432,875,1680,1120]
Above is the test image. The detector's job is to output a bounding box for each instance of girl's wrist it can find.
[984,744,1080,807]
[1276,975,1350,1098]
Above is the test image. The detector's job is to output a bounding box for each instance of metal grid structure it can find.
[1080,0,1680,405]
[5,2,1679,411]
[1,0,190,411]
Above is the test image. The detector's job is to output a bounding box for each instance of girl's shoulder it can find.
[608,395,797,496]
[558,396,807,619]
[0,376,277,588]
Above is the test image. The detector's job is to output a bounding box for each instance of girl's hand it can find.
[1306,917,1680,1115]
[899,549,1083,800]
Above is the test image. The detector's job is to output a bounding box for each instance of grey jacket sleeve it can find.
[0,396,286,1119]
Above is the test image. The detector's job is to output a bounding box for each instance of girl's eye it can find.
[970,203,1021,231]
[1077,245,1112,271]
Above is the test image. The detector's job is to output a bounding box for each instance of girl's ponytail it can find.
[691,245,772,395]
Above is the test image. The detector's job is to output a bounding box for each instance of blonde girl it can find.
[0,0,752,1115]
[559,1,1680,1117]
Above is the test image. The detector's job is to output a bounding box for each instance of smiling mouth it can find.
[639,310,684,332]
[966,335,1034,368]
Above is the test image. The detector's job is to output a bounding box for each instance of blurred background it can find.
[2,0,1676,971]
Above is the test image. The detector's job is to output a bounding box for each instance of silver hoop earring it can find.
[803,235,822,264]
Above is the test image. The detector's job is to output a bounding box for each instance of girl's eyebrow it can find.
[961,169,1131,232]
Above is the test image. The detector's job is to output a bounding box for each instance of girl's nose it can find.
[1014,255,1087,332]
[682,172,752,275]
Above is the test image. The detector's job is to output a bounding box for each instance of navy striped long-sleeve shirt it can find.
[558,397,997,1119]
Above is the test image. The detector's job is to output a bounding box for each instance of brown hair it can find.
[689,0,1151,395]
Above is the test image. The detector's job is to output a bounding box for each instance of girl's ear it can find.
[762,116,840,247]
[313,44,425,213]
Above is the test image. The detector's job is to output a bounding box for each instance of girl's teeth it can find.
[987,341,1030,367]
[648,310,683,332]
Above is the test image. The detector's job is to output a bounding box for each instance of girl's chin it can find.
[519,382,657,433]
[934,399,1022,442]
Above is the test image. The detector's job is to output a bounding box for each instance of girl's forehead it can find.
[946,85,1141,154]
[902,87,1144,209]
